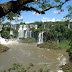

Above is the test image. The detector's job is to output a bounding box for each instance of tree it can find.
[0,0,71,18]
[6,12,19,24]
[65,5,72,19]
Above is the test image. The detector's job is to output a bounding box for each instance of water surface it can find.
[0,41,69,72]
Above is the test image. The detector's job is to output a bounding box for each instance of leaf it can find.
[55,0,60,2]
[41,5,46,9]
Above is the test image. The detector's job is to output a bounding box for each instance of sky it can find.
[0,0,72,24]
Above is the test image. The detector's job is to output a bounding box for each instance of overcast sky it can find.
[0,0,72,24]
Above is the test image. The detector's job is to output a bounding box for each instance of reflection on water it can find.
[0,41,69,72]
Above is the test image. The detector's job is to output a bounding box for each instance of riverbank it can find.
[37,40,70,50]
[0,44,9,53]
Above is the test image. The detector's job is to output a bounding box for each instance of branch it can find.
[20,6,45,14]
[42,1,68,13]
[0,0,69,18]
[21,0,68,14]
[0,0,37,18]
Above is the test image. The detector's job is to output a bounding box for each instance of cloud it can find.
[53,10,64,14]
[41,17,55,22]
[56,19,61,21]
[13,16,23,21]
[33,12,40,16]
[53,10,60,14]
[52,18,55,22]
[25,21,34,24]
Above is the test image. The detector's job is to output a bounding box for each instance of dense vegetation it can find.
[19,38,36,43]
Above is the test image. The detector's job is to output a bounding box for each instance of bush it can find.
[19,38,36,43]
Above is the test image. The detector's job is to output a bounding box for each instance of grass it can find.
[37,39,70,50]
[53,39,70,49]
[0,44,9,53]
[19,38,36,43]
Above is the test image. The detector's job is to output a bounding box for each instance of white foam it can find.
[57,70,63,72]
[0,37,7,44]
[6,40,18,44]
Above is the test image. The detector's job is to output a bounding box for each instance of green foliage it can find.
[61,63,72,72]
[38,39,70,49]
[1,24,10,39]
[65,5,72,19]
[19,38,36,43]
[50,23,68,40]
[1,63,50,72]
[66,29,72,40]
[6,12,20,23]
[56,39,70,49]
[13,29,18,38]
[55,0,60,2]
[1,31,10,39]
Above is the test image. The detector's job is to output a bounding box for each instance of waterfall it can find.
[18,25,24,38]
[68,24,70,29]
[30,25,33,28]
[43,25,49,30]
[23,25,27,30]
[10,30,13,35]
[19,25,22,30]
[24,30,32,38]
[34,25,38,29]
[44,25,45,29]
[38,31,44,44]
[30,31,32,38]
[18,30,24,38]
[25,30,28,38]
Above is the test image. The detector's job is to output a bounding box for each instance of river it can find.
[0,41,69,72]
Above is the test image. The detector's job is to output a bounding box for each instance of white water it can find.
[38,31,44,44]
[23,25,27,30]
[0,37,7,44]
[68,24,70,29]
[10,30,13,35]
[18,30,24,38]
[34,25,38,29]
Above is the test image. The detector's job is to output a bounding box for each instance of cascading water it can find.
[10,30,13,35]
[38,31,44,44]
[44,25,45,29]
[24,30,32,38]
[18,30,24,38]
[25,30,28,38]
[34,25,38,29]
[30,25,33,28]
[18,25,24,38]
[30,31,32,38]
[23,25,27,30]
[68,24,70,29]
[43,25,49,30]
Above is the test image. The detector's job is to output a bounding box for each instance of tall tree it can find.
[0,0,71,18]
